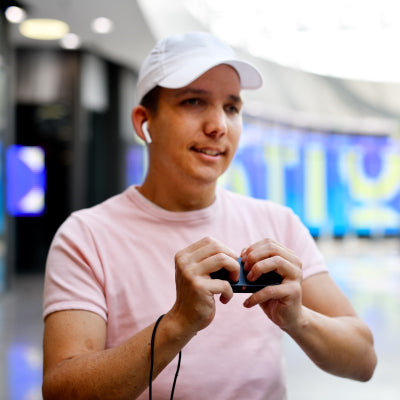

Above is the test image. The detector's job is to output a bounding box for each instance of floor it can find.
[0,275,43,400]
[0,237,399,400]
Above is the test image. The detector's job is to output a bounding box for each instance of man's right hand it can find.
[168,236,240,334]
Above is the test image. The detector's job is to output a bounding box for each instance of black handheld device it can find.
[210,257,282,293]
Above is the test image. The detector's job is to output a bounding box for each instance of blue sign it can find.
[6,145,46,216]
[125,122,400,237]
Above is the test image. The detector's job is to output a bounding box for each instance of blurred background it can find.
[0,0,399,399]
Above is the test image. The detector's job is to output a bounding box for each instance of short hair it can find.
[139,85,162,115]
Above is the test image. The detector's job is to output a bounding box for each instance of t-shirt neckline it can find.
[126,185,220,222]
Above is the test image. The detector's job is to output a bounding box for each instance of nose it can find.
[203,108,227,138]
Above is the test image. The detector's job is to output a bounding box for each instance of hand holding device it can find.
[210,257,282,293]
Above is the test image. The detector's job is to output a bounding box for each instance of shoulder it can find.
[50,189,134,247]
[70,188,133,226]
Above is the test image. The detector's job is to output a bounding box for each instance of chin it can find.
[195,174,223,187]
[185,164,227,186]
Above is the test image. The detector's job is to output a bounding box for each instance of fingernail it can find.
[243,298,250,308]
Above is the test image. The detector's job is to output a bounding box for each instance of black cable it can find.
[149,314,182,400]
[170,349,181,399]
[149,314,164,399]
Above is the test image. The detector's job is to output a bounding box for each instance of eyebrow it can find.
[172,88,243,104]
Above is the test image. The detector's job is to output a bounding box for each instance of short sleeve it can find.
[270,206,329,280]
[43,213,107,321]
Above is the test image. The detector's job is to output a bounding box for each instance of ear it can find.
[131,106,150,143]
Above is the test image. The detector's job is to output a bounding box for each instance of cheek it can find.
[230,124,242,151]
[223,132,241,169]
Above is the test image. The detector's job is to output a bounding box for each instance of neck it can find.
[137,180,217,212]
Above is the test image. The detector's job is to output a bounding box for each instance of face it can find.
[146,64,243,191]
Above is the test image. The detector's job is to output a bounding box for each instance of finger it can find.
[208,279,234,304]
[243,238,297,263]
[185,236,237,264]
[175,237,238,283]
[243,239,301,272]
[202,253,240,281]
[240,247,248,261]
[246,256,302,282]
[179,237,239,280]
[243,280,299,308]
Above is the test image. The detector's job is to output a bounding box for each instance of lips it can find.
[191,147,224,157]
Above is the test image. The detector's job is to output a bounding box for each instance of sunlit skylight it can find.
[183,0,400,82]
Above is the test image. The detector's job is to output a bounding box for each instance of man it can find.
[42,32,377,399]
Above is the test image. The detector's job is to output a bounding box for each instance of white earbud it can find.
[142,121,152,144]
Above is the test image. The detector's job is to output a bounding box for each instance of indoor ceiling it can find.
[6,0,157,70]
[181,0,400,83]
[5,0,400,83]
[4,0,400,133]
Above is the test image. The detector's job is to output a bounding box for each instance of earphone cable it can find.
[149,314,182,400]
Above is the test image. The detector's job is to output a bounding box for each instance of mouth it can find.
[191,147,225,157]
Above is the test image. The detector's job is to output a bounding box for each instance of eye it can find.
[182,98,202,106]
[225,104,241,114]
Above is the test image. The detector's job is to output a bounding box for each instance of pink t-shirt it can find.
[43,186,327,399]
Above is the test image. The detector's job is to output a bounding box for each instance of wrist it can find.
[282,305,310,337]
[162,310,198,345]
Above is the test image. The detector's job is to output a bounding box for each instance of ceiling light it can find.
[19,18,69,40]
[60,33,81,49]
[5,6,26,24]
[91,17,114,34]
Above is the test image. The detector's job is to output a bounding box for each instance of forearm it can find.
[42,312,194,400]
[285,307,377,381]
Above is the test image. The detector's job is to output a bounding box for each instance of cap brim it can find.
[159,58,263,90]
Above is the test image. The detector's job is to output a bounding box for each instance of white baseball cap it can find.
[136,31,263,103]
